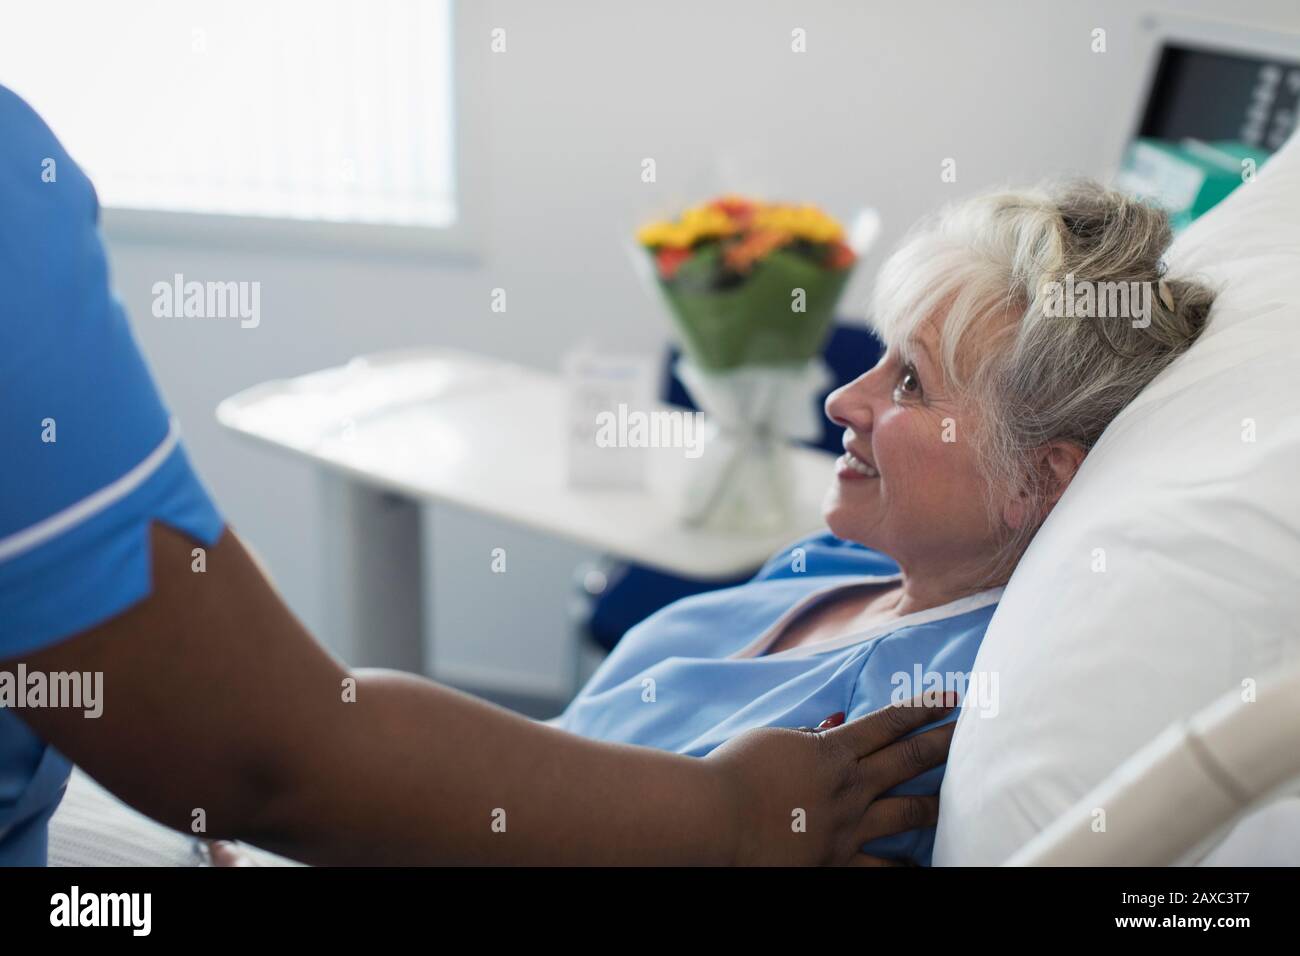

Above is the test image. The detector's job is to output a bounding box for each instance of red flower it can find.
[656,246,692,280]
[710,195,757,227]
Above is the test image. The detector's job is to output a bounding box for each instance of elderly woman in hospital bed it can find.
[550,180,1217,865]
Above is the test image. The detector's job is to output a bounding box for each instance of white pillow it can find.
[934,134,1300,866]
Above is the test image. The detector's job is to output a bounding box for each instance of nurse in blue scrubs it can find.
[0,85,955,867]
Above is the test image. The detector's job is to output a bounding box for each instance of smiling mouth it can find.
[837,451,879,478]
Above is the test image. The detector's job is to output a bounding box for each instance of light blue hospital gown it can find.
[552,533,1002,865]
[0,86,224,865]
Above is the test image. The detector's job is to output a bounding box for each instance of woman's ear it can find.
[1000,442,1086,531]
[1039,441,1086,508]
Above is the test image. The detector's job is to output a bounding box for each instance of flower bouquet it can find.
[636,195,858,532]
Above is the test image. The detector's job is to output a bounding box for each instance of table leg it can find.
[318,473,426,673]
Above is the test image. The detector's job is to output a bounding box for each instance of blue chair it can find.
[578,321,885,654]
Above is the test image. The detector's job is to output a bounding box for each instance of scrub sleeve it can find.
[0,85,224,865]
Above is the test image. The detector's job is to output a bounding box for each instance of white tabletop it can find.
[216,347,837,579]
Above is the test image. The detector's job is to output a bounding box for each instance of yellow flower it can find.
[638,205,736,248]
[638,197,845,250]
[682,205,736,239]
[751,203,845,244]
[637,221,687,248]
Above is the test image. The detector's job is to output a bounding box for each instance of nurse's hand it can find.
[704,690,957,866]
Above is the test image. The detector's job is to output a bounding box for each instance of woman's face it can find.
[822,315,1003,576]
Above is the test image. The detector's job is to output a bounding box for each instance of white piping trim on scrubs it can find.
[0,418,181,564]
[729,575,1004,660]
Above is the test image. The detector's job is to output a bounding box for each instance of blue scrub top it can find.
[552,532,1001,865]
[0,86,224,865]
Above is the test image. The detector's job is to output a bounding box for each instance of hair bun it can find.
[1151,274,1215,349]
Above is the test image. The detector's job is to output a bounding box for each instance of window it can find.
[0,0,458,235]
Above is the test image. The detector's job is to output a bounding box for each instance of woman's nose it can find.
[824,372,874,432]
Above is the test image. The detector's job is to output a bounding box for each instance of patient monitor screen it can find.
[1139,44,1300,151]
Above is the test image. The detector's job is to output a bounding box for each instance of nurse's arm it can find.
[9,523,955,865]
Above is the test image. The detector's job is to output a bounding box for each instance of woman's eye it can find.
[894,364,923,399]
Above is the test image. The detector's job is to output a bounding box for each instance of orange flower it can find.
[723,228,793,273]
[825,239,856,270]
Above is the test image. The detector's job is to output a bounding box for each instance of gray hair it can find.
[870,180,1215,582]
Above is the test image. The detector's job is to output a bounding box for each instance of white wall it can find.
[103,0,1300,700]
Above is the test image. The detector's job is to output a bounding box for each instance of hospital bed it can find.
[48,768,296,867]
[1011,664,1300,866]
